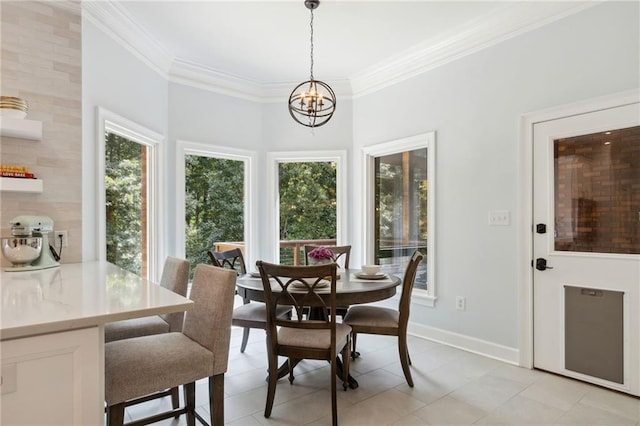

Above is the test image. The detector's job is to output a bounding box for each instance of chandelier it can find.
[288,0,336,128]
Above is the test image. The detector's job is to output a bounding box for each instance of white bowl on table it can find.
[361,264,380,276]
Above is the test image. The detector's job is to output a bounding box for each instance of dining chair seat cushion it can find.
[278,323,352,350]
[233,303,291,322]
[105,332,213,405]
[342,306,399,328]
[104,316,170,343]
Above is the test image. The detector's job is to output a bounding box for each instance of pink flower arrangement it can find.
[308,246,334,261]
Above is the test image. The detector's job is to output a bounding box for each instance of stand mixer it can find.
[1,215,61,272]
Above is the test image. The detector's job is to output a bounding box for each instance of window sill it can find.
[387,290,436,307]
[413,292,436,307]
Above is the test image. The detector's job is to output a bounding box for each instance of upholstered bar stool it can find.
[105,256,190,342]
[105,264,236,426]
[104,256,189,409]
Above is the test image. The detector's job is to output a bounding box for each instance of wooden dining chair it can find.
[305,244,352,318]
[343,250,424,387]
[256,260,351,426]
[208,248,291,353]
[105,264,236,426]
[207,247,247,275]
[104,256,190,410]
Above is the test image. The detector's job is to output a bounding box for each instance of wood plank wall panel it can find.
[0,1,82,266]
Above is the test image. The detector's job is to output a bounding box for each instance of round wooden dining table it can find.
[235,269,401,306]
[235,269,401,388]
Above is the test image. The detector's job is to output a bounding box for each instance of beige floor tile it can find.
[475,394,565,425]
[448,350,506,380]
[519,372,592,411]
[340,368,405,404]
[227,415,264,425]
[391,413,434,425]
[349,344,403,375]
[331,388,426,425]
[225,386,270,423]
[488,363,545,386]
[580,386,640,421]
[254,388,352,425]
[449,374,528,412]
[413,395,488,425]
[396,360,474,404]
[555,401,637,425]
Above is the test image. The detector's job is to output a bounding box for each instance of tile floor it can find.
[120,304,640,425]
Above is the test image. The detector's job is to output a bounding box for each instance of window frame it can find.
[175,140,258,269]
[266,150,348,263]
[97,107,164,282]
[362,132,436,307]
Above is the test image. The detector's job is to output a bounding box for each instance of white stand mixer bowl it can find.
[1,237,42,266]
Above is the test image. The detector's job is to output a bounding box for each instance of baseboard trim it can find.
[408,322,520,365]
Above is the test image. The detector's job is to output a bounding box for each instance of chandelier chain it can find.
[288,0,335,128]
[309,8,314,80]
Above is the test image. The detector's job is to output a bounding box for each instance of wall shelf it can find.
[0,177,43,193]
[0,117,43,140]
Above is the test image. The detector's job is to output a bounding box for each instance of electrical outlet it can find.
[54,230,68,247]
[456,296,466,311]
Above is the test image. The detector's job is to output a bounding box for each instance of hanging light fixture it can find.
[288,0,336,128]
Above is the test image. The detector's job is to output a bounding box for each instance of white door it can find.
[533,102,640,396]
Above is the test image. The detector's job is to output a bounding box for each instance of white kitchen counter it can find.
[0,261,193,425]
[0,260,193,340]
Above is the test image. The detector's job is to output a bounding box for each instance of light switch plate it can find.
[489,210,510,226]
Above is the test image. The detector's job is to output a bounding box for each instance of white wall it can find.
[352,1,640,350]
[82,18,168,261]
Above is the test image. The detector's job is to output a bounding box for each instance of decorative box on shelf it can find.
[0,177,43,193]
[0,117,43,140]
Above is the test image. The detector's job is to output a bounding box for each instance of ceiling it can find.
[85,1,596,100]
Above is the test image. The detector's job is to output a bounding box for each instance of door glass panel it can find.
[184,154,245,278]
[375,148,428,289]
[554,125,640,254]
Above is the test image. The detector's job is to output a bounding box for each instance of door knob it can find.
[535,258,553,271]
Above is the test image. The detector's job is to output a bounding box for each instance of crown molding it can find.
[83,1,599,103]
[350,1,599,98]
[170,59,352,103]
[169,59,266,102]
[82,1,173,79]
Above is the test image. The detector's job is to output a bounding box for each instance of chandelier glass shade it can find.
[288,0,336,128]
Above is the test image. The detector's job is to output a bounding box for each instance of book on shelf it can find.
[1,171,36,178]
[0,165,30,173]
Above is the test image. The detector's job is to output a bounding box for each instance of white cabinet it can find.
[1,327,103,426]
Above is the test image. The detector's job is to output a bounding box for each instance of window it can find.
[278,161,337,264]
[97,108,162,281]
[267,151,347,264]
[363,132,436,306]
[176,141,257,273]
